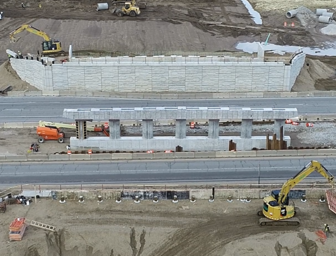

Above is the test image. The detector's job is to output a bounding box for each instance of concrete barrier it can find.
[70,154,91,161]
[317,149,336,156]
[235,151,257,157]
[256,150,298,157]
[90,154,113,160]
[153,152,175,159]
[112,153,133,160]
[3,149,336,162]
[297,149,319,156]
[27,154,49,161]
[7,91,25,97]
[42,90,60,96]
[5,155,28,161]
[24,91,42,96]
[59,90,76,96]
[48,154,70,161]
[194,152,216,158]
[75,91,93,97]
[174,152,195,159]
[4,122,24,128]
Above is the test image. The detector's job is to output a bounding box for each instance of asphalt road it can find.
[0,96,335,122]
[0,157,335,185]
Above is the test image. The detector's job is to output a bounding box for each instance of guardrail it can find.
[1,149,336,162]
[6,90,336,99]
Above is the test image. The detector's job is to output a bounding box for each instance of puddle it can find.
[240,0,262,25]
[236,42,336,56]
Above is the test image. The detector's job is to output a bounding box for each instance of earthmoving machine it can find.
[113,0,141,17]
[9,24,63,55]
[36,126,65,143]
[258,160,334,226]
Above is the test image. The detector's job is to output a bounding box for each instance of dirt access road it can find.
[1,197,336,256]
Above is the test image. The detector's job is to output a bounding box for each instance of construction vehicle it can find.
[113,0,141,17]
[9,24,63,55]
[38,120,110,136]
[258,160,334,226]
[36,126,65,143]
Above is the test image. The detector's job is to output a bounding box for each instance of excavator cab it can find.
[42,40,62,54]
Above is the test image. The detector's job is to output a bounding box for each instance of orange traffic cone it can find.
[147,150,154,153]
[190,122,195,129]
[291,22,295,27]
[67,150,71,155]
[88,149,92,154]
[284,21,287,27]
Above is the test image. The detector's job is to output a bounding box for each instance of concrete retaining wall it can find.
[69,136,291,151]
[9,53,305,93]
[1,149,336,162]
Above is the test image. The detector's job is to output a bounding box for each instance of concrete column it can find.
[175,119,186,139]
[208,119,219,139]
[142,119,153,139]
[109,119,120,139]
[274,119,285,138]
[78,121,84,140]
[240,119,253,138]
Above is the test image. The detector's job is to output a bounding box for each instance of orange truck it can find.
[36,126,65,143]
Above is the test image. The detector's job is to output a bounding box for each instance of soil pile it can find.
[292,58,336,91]
[0,60,38,91]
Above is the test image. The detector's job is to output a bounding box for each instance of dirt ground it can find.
[0,0,335,91]
[0,121,335,155]
[1,197,336,256]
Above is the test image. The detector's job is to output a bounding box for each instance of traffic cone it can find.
[67,150,71,155]
[291,22,295,27]
[285,119,292,124]
[87,149,92,154]
[284,21,287,27]
[190,122,195,129]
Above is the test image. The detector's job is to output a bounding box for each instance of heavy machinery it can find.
[36,126,65,143]
[38,121,110,137]
[258,160,334,226]
[9,24,63,55]
[113,0,141,17]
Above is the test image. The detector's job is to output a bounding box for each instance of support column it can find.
[208,119,219,139]
[142,119,153,139]
[274,119,285,138]
[75,119,92,140]
[240,119,253,138]
[175,119,186,139]
[109,119,120,139]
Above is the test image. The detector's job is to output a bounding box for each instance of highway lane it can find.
[0,96,335,122]
[0,157,335,185]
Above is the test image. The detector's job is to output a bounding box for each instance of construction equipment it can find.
[38,120,110,136]
[9,24,63,55]
[113,0,141,17]
[36,126,65,143]
[258,160,334,226]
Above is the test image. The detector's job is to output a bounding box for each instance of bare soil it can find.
[1,197,336,256]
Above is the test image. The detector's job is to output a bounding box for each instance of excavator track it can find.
[259,217,300,226]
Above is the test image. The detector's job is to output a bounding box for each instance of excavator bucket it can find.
[10,37,21,43]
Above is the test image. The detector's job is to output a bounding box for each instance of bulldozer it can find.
[113,0,141,17]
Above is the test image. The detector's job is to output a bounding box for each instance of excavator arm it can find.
[10,24,51,42]
[278,160,334,205]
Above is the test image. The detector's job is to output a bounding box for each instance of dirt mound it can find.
[292,58,336,92]
[0,60,38,92]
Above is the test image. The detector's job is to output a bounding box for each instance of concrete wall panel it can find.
[10,53,306,93]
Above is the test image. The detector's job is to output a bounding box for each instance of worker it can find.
[324,224,330,236]
[21,3,25,8]
[18,51,22,58]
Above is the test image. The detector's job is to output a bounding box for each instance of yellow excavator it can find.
[258,160,334,226]
[9,24,63,55]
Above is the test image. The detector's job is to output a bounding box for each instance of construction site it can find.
[1,0,336,255]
